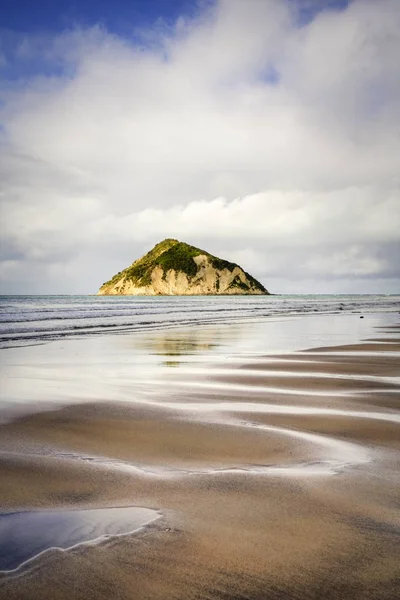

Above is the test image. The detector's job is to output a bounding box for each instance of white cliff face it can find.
[98,255,266,296]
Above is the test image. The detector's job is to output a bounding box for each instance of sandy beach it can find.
[0,314,399,599]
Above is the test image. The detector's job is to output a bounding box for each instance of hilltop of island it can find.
[97,239,269,296]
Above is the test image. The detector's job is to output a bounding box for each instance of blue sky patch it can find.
[1,0,199,35]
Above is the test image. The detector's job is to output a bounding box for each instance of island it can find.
[97,238,269,295]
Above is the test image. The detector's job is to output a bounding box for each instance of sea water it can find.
[0,294,399,349]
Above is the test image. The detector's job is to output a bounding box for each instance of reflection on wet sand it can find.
[129,327,235,366]
[0,506,158,572]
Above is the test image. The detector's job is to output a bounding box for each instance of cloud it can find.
[0,0,399,294]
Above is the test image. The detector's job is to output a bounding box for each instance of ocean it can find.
[1,294,399,349]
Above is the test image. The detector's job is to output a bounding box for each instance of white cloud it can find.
[0,0,399,294]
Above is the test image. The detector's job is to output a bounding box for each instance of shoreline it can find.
[1,295,399,352]
[0,314,399,599]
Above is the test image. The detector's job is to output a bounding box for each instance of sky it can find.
[0,0,399,295]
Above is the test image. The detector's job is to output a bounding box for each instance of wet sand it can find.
[0,317,399,599]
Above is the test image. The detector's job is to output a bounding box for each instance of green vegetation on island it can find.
[98,239,269,295]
